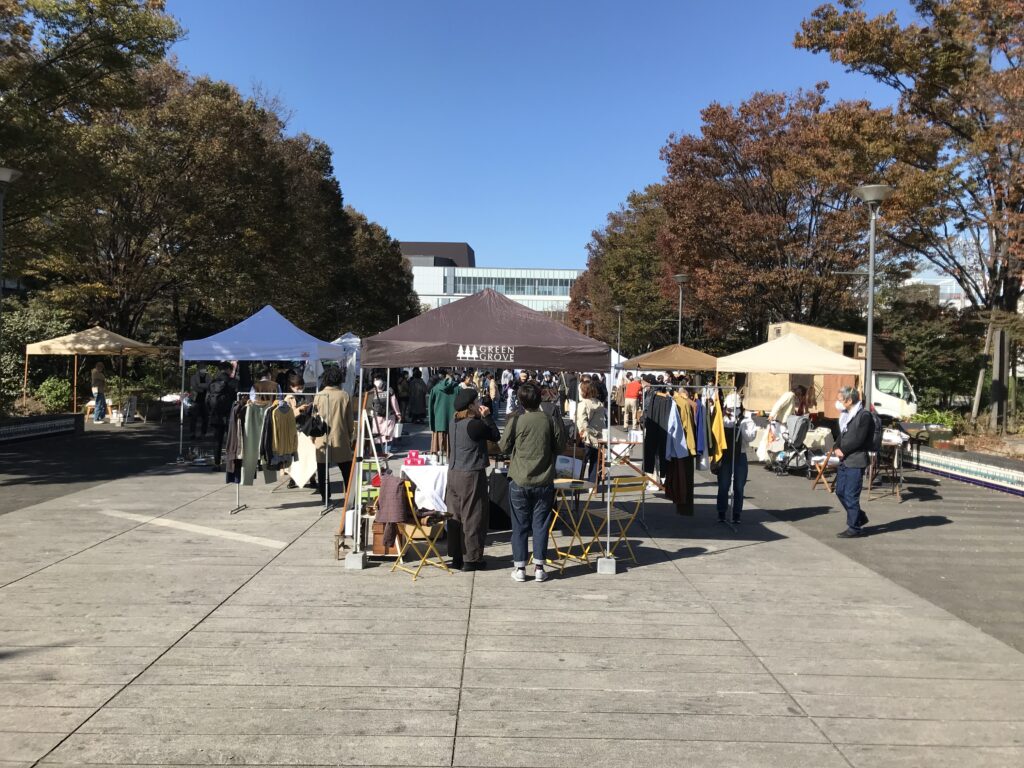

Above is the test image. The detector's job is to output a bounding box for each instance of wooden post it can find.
[73,354,78,413]
[21,354,29,410]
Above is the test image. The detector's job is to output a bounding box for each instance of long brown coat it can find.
[313,386,355,462]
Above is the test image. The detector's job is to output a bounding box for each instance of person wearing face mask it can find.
[833,386,872,538]
[716,393,758,525]
[368,374,401,455]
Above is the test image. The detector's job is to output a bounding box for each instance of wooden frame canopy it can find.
[22,326,162,412]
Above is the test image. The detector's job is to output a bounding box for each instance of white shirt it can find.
[839,401,863,433]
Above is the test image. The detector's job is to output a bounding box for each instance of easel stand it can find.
[335,393,386,559]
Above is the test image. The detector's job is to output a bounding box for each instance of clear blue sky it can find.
[168,0,906,270]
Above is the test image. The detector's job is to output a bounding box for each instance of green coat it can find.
[428,379,458,432]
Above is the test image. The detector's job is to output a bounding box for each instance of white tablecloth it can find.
[400,464,448,513]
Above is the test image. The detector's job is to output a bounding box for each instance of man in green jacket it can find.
[499,381,566,583]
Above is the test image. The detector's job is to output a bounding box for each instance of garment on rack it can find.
[376,471,411,548]
[269,404,298,467]
[224,402,245,483]
[672,393,697,455]
[642,393,674,477]
[666,401,689,460]
[709,392,726,463]
[664,456,695,516]
[242,403,275,485]
[694,398,707,455]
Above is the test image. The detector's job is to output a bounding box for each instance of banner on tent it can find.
[456,344,516,363]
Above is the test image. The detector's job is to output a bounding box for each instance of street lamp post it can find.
[584,319,593,337]
[673,272,688,345]
[0,167,22,332]
[613,304,624,355]
[851,183,894,412]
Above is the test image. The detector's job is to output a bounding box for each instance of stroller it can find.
[770,414,813,476]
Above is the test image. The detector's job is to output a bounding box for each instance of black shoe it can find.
[287,479,298,489]
[836,529,866,538]
[856,514,869,527]
[732,518,741,525]
[717,515,726,523]
[464,561,487,571]
[450,560,464,571]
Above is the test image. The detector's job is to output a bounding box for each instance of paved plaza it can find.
[1,426,1024,767]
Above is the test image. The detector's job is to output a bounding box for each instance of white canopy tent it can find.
[179,306,347,460]
[716,333,863,376]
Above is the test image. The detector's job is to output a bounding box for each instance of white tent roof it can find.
[182,306,344,362]
[716,333,863,375]
[332,332,360,353]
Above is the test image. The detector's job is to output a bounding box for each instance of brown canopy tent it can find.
[352,290,621,572]
[23,326,161,412]
[362,289,610,370]
[619,343,717,372]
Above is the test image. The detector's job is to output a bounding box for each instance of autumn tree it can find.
[796,0,1024,428]
[569,186,676,356]
[659,87,915,349]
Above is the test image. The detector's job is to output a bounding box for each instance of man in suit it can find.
[833,386,872,538]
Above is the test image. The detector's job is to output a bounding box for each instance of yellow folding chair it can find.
[390,480,452,581]
[586,475,645,563]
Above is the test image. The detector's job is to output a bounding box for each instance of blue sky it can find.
[168,1,906,270]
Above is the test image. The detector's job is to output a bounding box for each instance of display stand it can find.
[335,394,387,559]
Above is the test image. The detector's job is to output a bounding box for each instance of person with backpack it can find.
[207,362,238,469]
[369,375,401,455]
[499,382,567,583]
[575,380,607,482]
[834,385,872,538]
[188,366,212,440]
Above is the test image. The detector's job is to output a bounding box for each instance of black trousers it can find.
[189,397,209,437]
[317,460,353,501]
[212,423,227,465]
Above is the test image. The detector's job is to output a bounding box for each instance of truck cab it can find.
[873,371,917,421]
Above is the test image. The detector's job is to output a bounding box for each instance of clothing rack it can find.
[229,391,322,515]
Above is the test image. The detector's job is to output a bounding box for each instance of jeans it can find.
[93,391,107,422]
[508,480,554,567]
[581,444,599,482]
[835,463,866,531]
[716,452,748,521]
[189,396,209,437]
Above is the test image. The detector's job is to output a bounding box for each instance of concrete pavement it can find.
[1,445,1023,766]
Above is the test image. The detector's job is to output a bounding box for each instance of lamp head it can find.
[612,304,624,313]
[852,184,894,206]
[673,272,689,286]
[0,167,21,185]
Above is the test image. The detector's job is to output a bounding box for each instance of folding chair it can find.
[586,475,645,564]
[390,480,452,581]
[810,449,840,492]
[550,478,598,572]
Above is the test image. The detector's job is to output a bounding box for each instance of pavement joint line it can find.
[0,484,228,591]
[641,512,859,768]
[96,510,288,550]
[27,502,329,768]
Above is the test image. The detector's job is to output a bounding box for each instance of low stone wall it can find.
[0,414,83,443]
[907,443,1024,497]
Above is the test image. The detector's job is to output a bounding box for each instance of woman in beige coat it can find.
[575,380,607,482]
[313,366,355,502]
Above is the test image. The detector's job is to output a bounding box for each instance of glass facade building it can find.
[412,266,582,313]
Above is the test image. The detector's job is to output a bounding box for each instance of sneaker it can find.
[534,566,549,583]
[836,529,866,538]
[731,518,742,525]
[510,568,527,583]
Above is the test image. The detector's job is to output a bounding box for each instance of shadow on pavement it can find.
[865,514,953,536]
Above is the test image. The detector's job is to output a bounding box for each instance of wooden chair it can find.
[390,480,451,582]
[810,449,840,492]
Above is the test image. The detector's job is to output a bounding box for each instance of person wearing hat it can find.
[445,387,500,571]
[716,392,758,525]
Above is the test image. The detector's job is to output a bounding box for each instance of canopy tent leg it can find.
[177,357,185,461]
[21,354,29,410]
[345,367,367,569]
[73,354,78,414]
[598,358,619,575]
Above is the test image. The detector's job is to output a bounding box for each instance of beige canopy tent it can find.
[716,333,863,375]
[620,343,718,371]
[23,326,161,412]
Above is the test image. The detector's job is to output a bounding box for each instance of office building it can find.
[401,242,582,314]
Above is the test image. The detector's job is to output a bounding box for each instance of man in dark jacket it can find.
[833,386,872,538]
[207,362,238,468]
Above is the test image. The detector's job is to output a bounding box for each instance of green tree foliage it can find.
[339,208,421,336]
[569,186,676,356]
[878,298,984,407]
[0,295,74,410]
[0,0,181,267]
